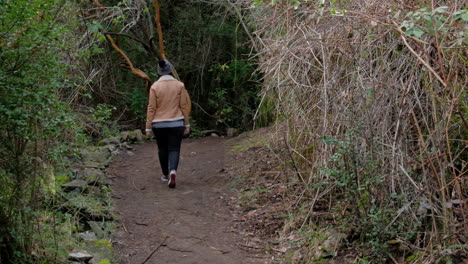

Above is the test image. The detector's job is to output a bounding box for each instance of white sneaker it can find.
[161,175,169,182]
[168,171,176,188]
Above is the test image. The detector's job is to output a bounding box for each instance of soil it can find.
[109,137,269,264]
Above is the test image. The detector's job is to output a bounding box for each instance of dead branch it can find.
[102,31,152,52]
[141,236,168,264]
[104,34,151,91]
[152,0,180,80]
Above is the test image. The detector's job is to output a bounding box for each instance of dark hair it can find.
[158,60,167,68]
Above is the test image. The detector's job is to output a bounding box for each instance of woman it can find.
[145,60,191,188]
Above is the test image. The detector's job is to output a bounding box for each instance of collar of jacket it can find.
[157,75,176,82]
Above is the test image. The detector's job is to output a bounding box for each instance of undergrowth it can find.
[234,0,467,262]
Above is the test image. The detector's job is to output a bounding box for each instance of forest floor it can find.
[108,135,272,264]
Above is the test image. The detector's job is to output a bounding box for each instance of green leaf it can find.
[407,27,425,39]
[462,12,468,21]
[433,6,448,14]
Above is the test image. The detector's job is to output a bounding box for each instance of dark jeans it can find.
[152,126,185,176]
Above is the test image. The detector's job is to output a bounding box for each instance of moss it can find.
[63,195,112,219]
[97,259,111,264]
[405,252,425,263]
[56,172,72,186]
[229,138,267,152]
[95,239,112,249]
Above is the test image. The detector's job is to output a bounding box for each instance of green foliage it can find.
[318,132,421,260]
[128,88,148,120]
[97,259,112,264]
[400,7,467,43]
[85,104,119,139]
[204,59,260,129]
[0,0,84,262]
[251,0,312,8]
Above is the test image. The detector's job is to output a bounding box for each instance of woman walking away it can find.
[145,60,191,188]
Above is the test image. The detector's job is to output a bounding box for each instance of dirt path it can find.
[109,137,264,264]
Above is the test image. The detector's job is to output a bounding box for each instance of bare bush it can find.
[239,0,467,261]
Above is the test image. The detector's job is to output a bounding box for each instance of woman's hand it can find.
[184,127,190,136]
[145,131,152,137]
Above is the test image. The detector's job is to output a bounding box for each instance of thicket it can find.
[78,0,262,132]
[239,0,467,262]
[0,0,85,262]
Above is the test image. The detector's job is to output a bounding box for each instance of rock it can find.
[82,162,105,169]
[210,133,219,137]
[71,168,80,179]
[77,168,104,180]
[107,145,120,155]
[133,129,144,142]
[88,186,102,197]
[121,142,133,150]
[201,130,219,136]
[68,188,82,196]
[64,196,112,220]
[87,221,106,238]
[79,232,98,241]
[120,131,129,142]
[97,137,120,146]
[321,230,347,257]
[226,128,239,137]
[80,147,111,168]
[68,251,93,262]
[62,180,88,191]
[78,168,109,186]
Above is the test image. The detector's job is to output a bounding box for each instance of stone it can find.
[80,147,111,168]
[88,186,102,197]
[121,142,133,150]
[321,230,347,257]
[120,131,129,142]
[79,232,98,241]
[78,168,109,186]
[201,130,218,136]
[77,168,104,180]
[88,258,98,264]
[97,137,120,146]
[107,145,120,155]
[71,168,80,179]
[68,251,93,262]
[226,128,239,137]
[68,188,82,196]
[210,133,219,137]
[133,129,144,142]
[64,196,111,220]
[62,180,88,191]
[87,221,106,238]
[82,162,105,169]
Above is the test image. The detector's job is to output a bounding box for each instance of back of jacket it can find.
[145,77,191,130]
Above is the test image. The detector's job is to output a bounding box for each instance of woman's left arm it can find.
[145,86,157,136]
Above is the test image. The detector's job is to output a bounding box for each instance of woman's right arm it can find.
[179,83,191,135]
[179,83,191,126]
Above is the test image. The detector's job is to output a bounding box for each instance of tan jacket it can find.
[146,75,191,130]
